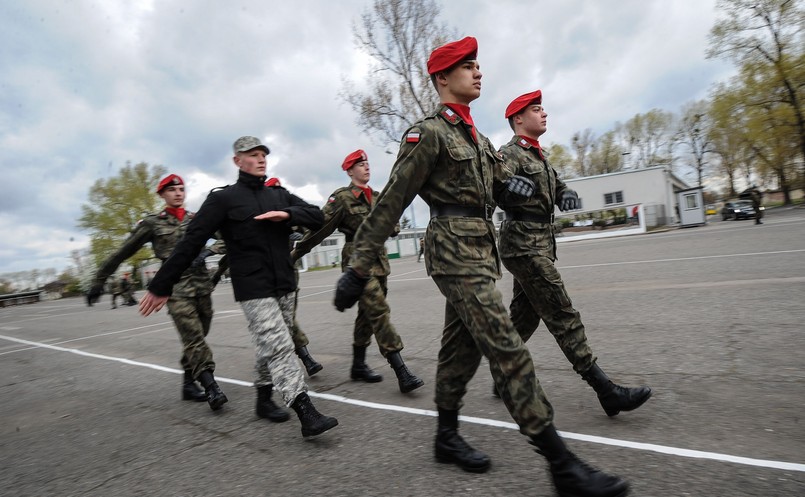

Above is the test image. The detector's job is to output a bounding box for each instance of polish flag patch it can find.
[406,131,421,143]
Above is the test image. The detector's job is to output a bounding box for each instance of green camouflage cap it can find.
[233,136,270,154]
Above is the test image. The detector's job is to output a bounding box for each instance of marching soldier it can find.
[496,90,652,417]
[293,150,424,394]
[211,177,324,378]
[87,174,226,409]
[140,137,338,438]
[333,37,629,496]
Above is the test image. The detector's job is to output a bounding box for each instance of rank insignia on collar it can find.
[518,138,529,148]
[328,195,336,203]
[406,131,420,143]
[441,109,459,124]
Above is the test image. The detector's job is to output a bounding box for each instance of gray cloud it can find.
[0,0,734,274]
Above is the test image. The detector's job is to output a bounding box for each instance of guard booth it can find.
[677,186,706,227]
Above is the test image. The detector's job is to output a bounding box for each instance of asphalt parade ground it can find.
[2,207,804,496]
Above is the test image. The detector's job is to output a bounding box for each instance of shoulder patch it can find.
[328,195,337,203]
[406,130,421,143]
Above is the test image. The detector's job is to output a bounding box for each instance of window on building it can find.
[604,191,624,205]
[684,194,699,209]
[321,239,338,247]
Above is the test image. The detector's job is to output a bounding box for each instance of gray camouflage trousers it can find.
[167,295,215,379]
[503,255,595,374]
[240,293,307,406]
[432,274,554,437]
[354,275,404,356]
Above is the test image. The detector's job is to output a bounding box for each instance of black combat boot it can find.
[290,392,338,437]
[530,425,630,497]
[255,385,290,422]
[434,408,491,473]
[350,345,383,383]
[387,351,424,393]
[581,363,652,417]
[198,370,228,411]
[182,370,207,402]
[295,346,323,376]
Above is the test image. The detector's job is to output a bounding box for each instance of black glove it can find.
[504,175,536,199]
[334,267,369,312]
[289,231,304,241]
[87,284,103,306]
[559,190,579,211]
[191,248,214,268]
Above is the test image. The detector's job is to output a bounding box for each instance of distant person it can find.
[748,186,764,225]
[109,277,123,309]
[119,274,137,306]
[293,150,424,394]
[139,136,338,438]
[87,174,224,408]
[417,237,424,262]
[496,89,652,417]
[332,37,628,496]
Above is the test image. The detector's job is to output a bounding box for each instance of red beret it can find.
[341,149,368,171]
[265,177,281,187]
[157,174,184,193]
[504,90,543,118]
[427,37,478,75]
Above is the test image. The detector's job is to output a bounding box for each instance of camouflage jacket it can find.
[498,135,569,261]
[294,184,394,276]
[350,105,518,278]
[93,210,222,298]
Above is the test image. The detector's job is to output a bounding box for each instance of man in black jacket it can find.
[140,136,338,438]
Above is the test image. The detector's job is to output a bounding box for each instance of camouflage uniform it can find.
[294,184,404,356]
[350,105,554,436]
[242,294,308,404]
[92,210,222,379]
[498,136,595,374]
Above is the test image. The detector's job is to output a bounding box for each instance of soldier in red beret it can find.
[293,149,424,394]
[333,39,629,496]
[497,90,652,421]
[87,173,226,410]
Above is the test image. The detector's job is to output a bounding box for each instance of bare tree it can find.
[708,0,805,182]
[589,131,625,175]
[676,101,716,187]
[571,129,595,177]
[621,109,675,169]
[341,0,457,145]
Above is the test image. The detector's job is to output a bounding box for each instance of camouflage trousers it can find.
[354,275,404,356]
[432,275,554,437]
[240,294,307,406]
[166,295,215,379]
[503,255,595,374]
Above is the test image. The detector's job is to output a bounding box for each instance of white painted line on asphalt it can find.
[558,249,805,270]
[1,332,803,474]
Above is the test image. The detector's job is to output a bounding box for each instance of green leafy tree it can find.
[621,109,675,169]
[708,0,805,189]
[589,131,626,175]
[709,84,753,196]
[399,215,412,230]
[544,143,575,179]
[341,0,457,145]
[77,162,166,272]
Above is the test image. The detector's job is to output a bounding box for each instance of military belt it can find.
[430,203,494,221]
[505,211,554,223]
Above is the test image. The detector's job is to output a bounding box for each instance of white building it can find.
[556,166,690,227]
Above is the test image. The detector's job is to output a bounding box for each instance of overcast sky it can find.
[0,0,735,276]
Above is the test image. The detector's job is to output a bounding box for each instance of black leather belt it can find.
[505,211,554,223]
[430,204,494,221]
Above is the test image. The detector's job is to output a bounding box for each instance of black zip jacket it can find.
[148,171,324,301]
